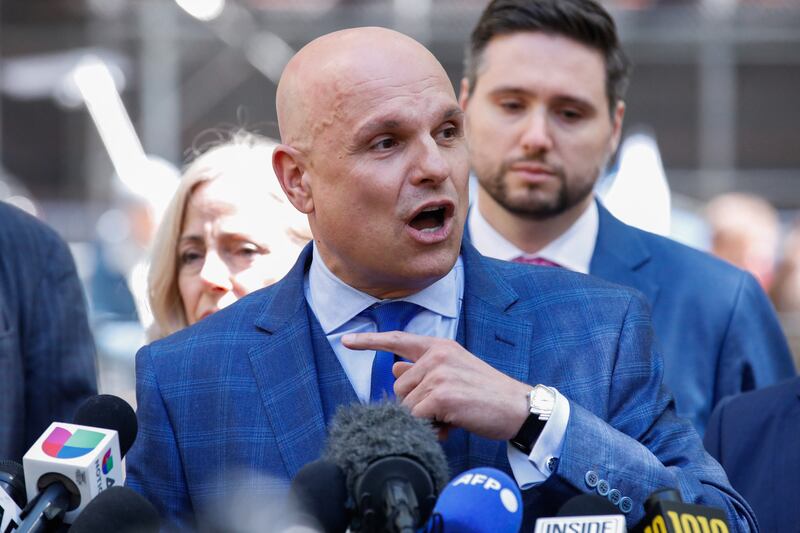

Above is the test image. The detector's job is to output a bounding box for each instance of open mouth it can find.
[405,201,455,244]
[409,205,448,233]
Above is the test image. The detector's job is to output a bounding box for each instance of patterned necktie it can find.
[512,256,562,268]
[366,301,421,402]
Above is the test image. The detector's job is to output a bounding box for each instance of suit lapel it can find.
[590,200,660,307]
[247,244,328,480]
[459,243,534,470]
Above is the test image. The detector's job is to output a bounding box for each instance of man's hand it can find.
[342,331,531,441]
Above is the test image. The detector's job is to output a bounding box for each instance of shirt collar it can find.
[307,243,462,334]
[468,196,599,274]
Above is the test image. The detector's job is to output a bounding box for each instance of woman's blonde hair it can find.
[147,130,311,341]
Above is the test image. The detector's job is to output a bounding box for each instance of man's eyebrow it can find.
[442,107,464,121]
[488,86,595,109]
[353,119,401,141]
[353,107,464,142]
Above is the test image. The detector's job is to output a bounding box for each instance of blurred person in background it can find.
[459,0,795,434]
[706,192,780,291]
[146,131,311,341]
[770,220,800,370]
[0,201,97,462]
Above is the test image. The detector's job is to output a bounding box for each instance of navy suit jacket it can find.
[467,201,795,433]
[591,202,794,434]
[0,202,98,461]
[705,377,800,532]
[127,242,755,531]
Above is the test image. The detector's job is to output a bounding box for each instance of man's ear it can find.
[458,78,471,110]
[609,100,626,154]
[273,144,314,214]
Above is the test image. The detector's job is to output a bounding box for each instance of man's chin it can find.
[501,198,567,220]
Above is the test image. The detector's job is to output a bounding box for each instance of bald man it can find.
[126,28,754,531]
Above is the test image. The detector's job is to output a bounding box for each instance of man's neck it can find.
[476,188,593,255]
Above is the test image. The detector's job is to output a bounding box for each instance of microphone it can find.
[533,494,626,533]
[289,459,350,533]
[631,488,730,533]
[67,486,159,533]
[425,467,522,533]
[1,460,26,533]
[324,402,449,533]
[18,395,137,531]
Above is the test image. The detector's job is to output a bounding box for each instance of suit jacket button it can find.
[608,488,622,505]
[596,479,610,496]
[619,497,633,514]
[585,471,599,488]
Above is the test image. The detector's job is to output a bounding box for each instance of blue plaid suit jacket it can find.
[0,202,97,462]
[127,242,755,531]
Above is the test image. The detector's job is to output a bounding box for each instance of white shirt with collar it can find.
[304,243,566,488]
[467,196,599,274]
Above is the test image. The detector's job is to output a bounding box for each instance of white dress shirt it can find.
[467,197,599,274]
[304,243,565,488]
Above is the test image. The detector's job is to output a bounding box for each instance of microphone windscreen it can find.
[290,459,350,533]
[68,486,160,533]
[0,460,27,508]
[429,467,522,533]
[324,402,448,493]
[73,395,138,456]
[557,494,621,517]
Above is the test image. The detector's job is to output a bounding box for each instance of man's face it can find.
[304,55,470,297]
[461,32,624,220]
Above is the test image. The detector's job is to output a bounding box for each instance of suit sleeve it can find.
[24,232,97,446]
[554,292,757,531]
[715,272,795,404]
[126,344,195,531]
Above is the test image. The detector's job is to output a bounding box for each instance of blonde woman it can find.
[147,131,310,341]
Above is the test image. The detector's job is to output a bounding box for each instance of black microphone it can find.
[18,395,138,533]
[631,488,731,533]
[72,395,138,457]
[557,494,621,517]
[533,494,626,532]
[67,486,159,533]
[289,459,350,533]
[324,402,449,533]
[1,460,27,532]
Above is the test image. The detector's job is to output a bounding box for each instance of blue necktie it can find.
[366,301,421,402]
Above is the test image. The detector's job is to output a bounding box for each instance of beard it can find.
[476,157,597,221]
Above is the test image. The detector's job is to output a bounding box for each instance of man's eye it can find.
[499,100,524,112]
[438,124,460,140]
[559,109,583,121]
[372,137,398,151]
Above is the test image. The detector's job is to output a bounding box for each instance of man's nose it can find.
[520,108,553,155]
[198,251,233,291]
[410,136,451,187]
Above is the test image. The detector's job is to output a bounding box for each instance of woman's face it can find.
[177,179,303,325]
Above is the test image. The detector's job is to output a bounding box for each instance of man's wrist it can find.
[509,384,556,455]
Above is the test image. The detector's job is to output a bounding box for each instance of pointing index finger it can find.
[341,331,432,362]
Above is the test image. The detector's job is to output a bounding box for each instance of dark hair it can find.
[465,0,631,113]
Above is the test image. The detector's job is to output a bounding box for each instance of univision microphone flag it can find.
[23,422,123,523]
